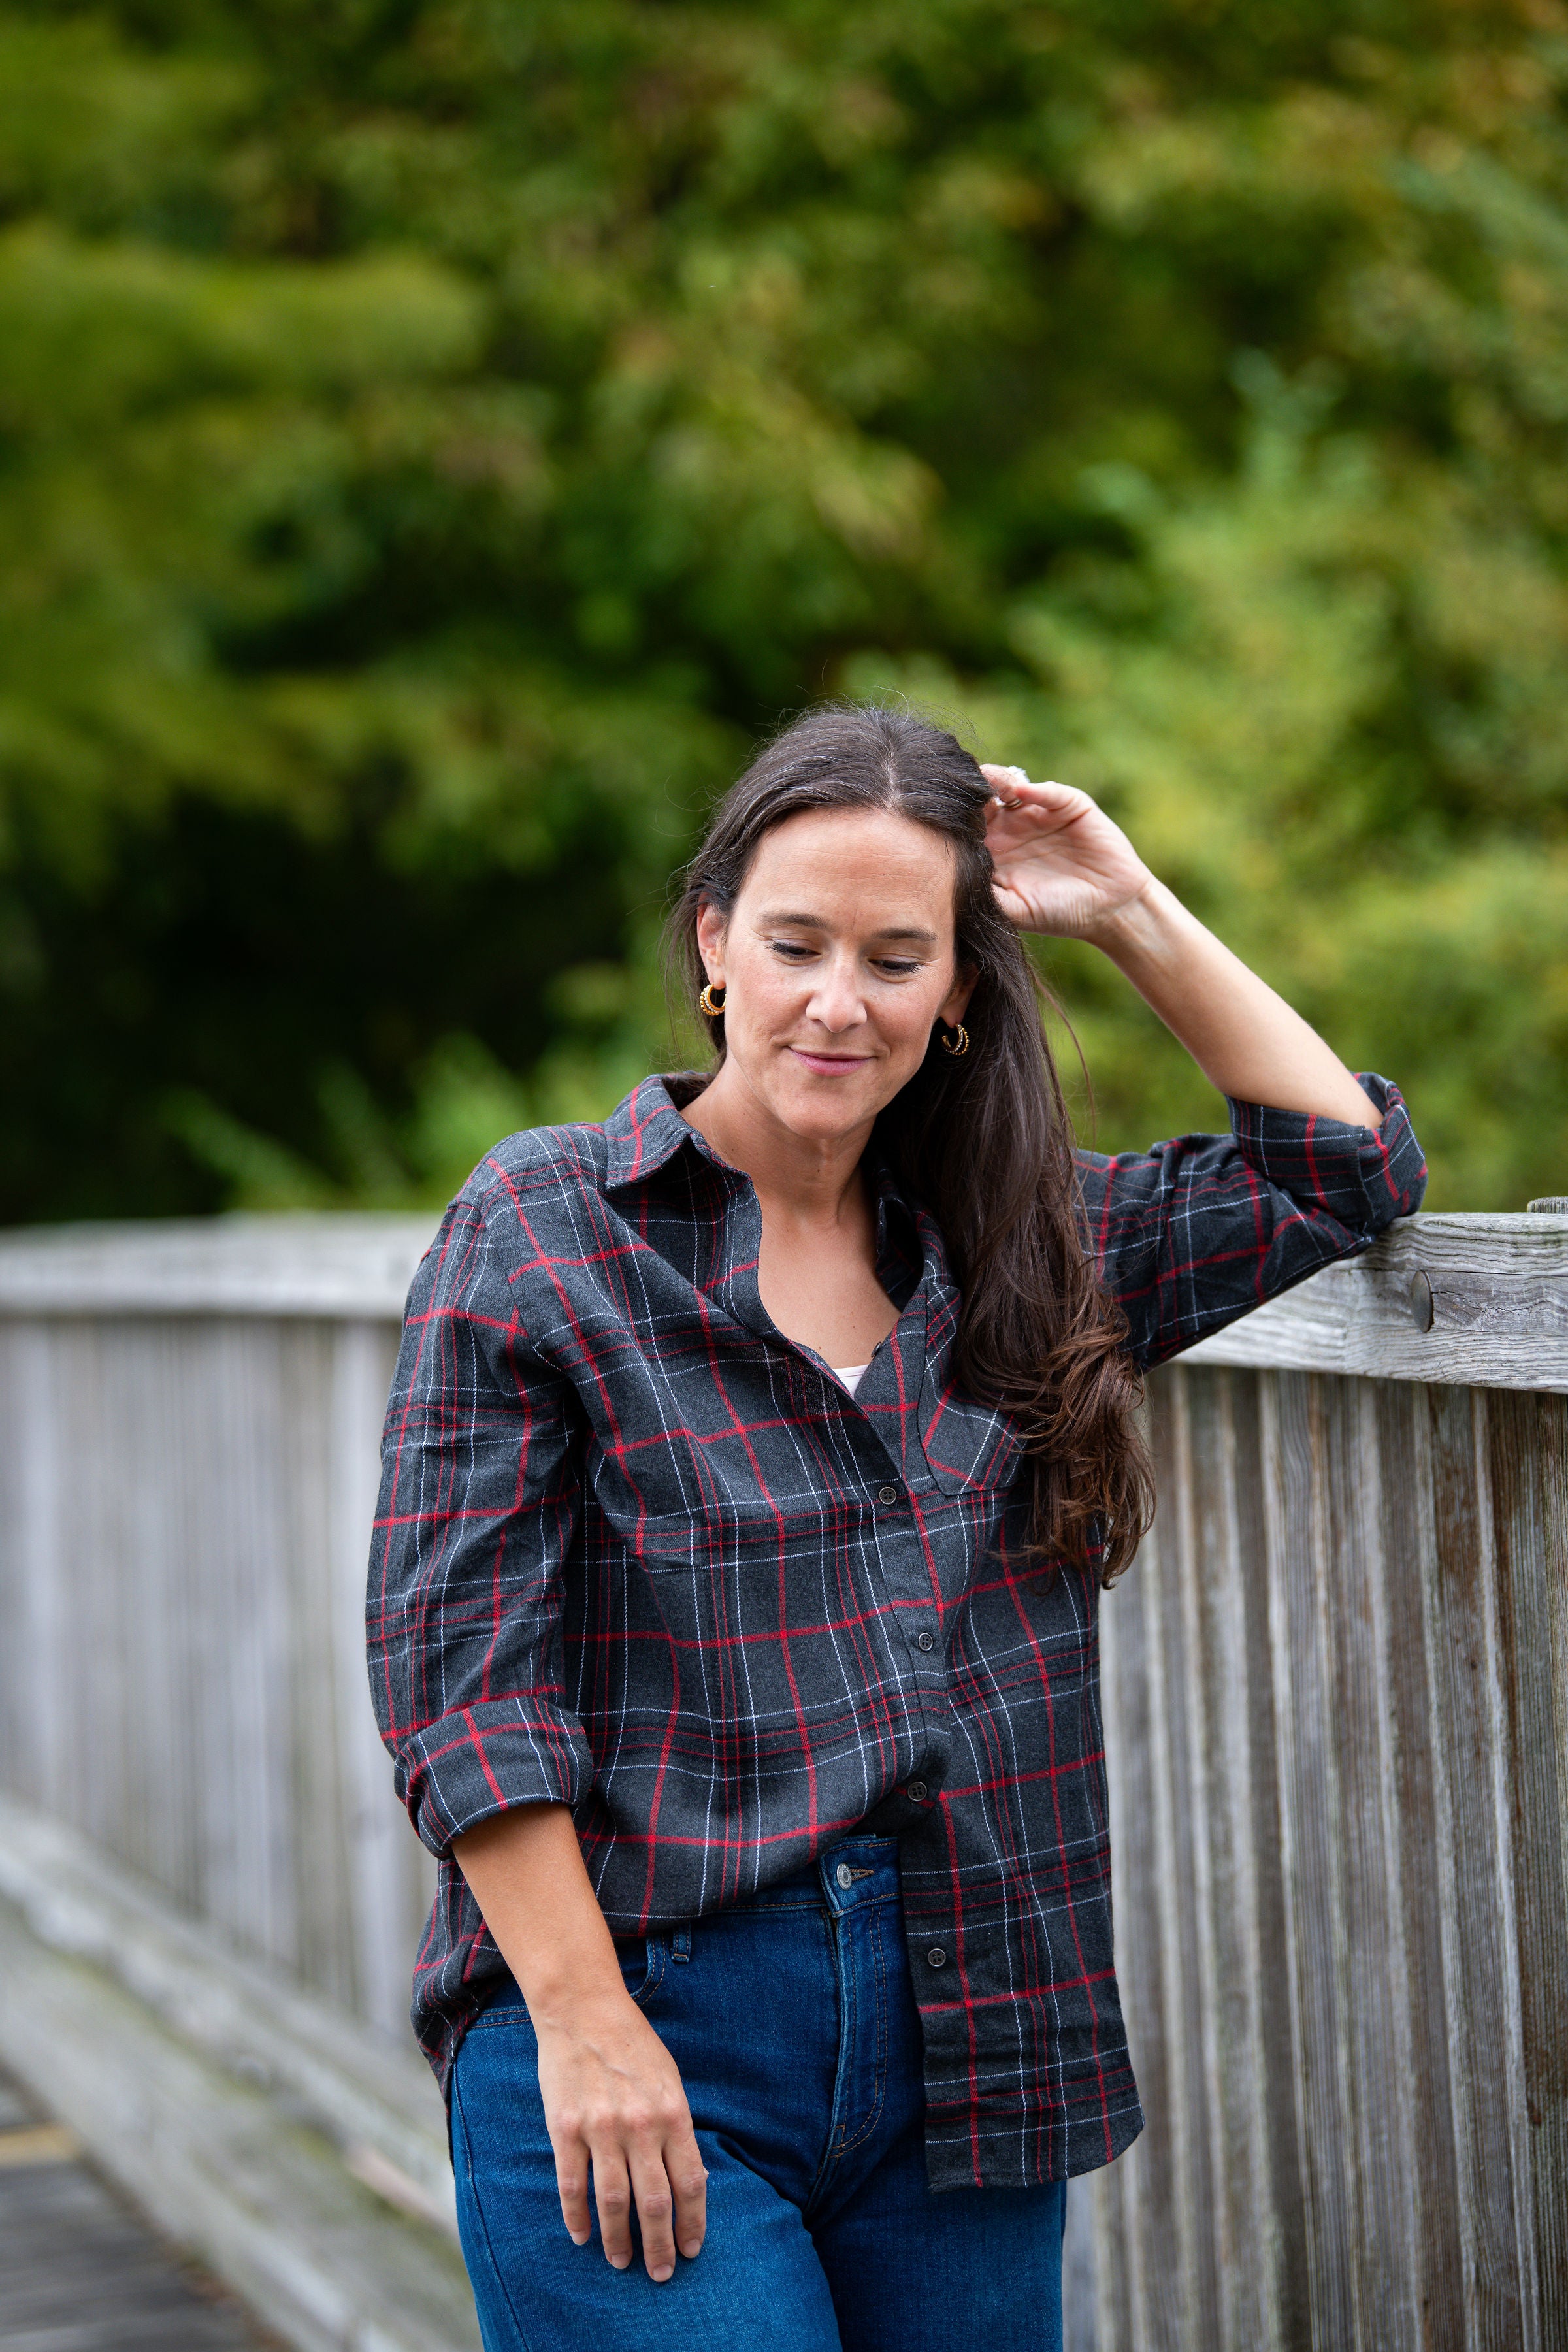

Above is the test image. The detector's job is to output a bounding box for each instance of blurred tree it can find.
[0,0,1563,1215]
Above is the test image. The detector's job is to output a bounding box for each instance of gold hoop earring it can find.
[939,1021,970,1058]
[698,981,727,1017]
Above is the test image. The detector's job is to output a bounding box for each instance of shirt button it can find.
[906,1780,927,1802]
[877,1484,899,1506]
[915,1631,934,1652]
[926,1946,947,1968]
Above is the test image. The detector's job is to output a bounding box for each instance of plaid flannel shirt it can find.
[368,1070,1425,2189]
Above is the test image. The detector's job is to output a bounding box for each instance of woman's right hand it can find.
[453,1802,709,2283]
[531,1984,708,2281]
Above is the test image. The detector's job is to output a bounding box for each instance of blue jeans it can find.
[449,1834,1066,2350]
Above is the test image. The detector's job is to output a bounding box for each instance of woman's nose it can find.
[806,961,865,1031]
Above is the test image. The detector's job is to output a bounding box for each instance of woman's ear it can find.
[694,900,727,983]
[940,964,978,1026]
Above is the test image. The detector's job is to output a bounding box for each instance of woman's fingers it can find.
[534,1995,705,2282]
[626,2140,679,2281]
[583,2127,704,2283]
[552,2130,594,2247]
[566,2112,705,2283]
[981,776,1096,859]
[980,763,1080,809]
[667,2120,708,2261]
[591,2140,636,2270]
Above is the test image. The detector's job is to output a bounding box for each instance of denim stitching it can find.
[629,1935,668,2008]
[804,1908,849,2210]
[450,2061,540,2352]
[832,1897,891,2160]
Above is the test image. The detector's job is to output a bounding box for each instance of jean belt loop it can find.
[672,1925,692,1963]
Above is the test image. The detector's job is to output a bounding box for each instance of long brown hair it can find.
[666,702,1154,1584]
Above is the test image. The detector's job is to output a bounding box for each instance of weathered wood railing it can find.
[0,1210,1563,2350]
[0,1217,438,2037]
[0,1217,476,2352]
[1080,1214,1568,2352]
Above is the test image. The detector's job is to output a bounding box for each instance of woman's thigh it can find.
[449,1985,846,2352]
[811,2120,1066,2352]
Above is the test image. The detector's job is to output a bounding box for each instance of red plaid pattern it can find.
[367,1071,1424,2189]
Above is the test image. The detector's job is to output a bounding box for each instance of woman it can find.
[368,704,1424,2352]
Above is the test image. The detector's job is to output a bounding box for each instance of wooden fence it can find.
[0,1216,438,2042]
[0,1209,1563,2349]
[1083,1213,1568,2352]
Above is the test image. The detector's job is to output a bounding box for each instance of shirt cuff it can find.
[394,1699,596,1857]
[1224,1073,1428,1237]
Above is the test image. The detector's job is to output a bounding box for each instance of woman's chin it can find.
[763,1071,902,1145]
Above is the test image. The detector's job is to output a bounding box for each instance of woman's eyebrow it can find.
[758,907,940,945]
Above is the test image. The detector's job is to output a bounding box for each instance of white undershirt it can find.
[833,1364,870,1396]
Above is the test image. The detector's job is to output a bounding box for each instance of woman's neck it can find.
[681,1061,872,1232]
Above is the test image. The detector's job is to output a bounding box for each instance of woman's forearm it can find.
[454,1801,625,2023]
[454,1801,708,2282]
[1087,877,1383,1130]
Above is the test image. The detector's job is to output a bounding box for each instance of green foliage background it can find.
[2,0,1565,1218]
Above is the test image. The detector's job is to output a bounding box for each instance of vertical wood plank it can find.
[329,1322,429,2038]
[1261,1369,1360,2345]
[1227,1373,1311,2346]
[8,1326,69,1817]
[1370,1380,1465,2345]
[1148,1373,1221,2348]
[1062,2175,1100,2352]
[1181,1369,1281,2351]
[1424,1388,1527,2349]
[1482,1392,1566,2345]
[1099,1448,1168,2352]
[1318,1375,1417,2351]
[284,1324,357,2010]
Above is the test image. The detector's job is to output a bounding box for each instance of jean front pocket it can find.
[617,1933,671,2010]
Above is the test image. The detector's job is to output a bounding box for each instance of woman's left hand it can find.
[980,766,1153,941]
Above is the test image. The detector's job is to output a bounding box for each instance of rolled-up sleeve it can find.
[1075,1072,1428,1369]
[366,1196,594,1856]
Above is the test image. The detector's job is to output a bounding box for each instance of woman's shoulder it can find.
[448,1072,700,1227]
[454,1118,614,1224]
[405,1120,617,1319]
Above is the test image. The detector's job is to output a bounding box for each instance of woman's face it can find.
[695,805,975,1149]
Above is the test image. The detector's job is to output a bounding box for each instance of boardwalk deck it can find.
[0,2068,274,2352]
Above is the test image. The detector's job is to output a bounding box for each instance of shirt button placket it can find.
[871,1478,939,1662]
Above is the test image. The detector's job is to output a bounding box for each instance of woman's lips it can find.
[789,1047,872,1077]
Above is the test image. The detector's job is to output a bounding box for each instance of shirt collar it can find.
[600,1072,724,1193]
[602,1073,928,1298]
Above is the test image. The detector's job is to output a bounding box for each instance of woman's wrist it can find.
[521,1953,635,2034]
[455,1799,632,2033]
[1075,871,1175,964]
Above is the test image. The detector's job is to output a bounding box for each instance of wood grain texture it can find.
[0,1793,455,2232]
[1181,1214,1568,1390]
[0,2117,272,2351]
[0,1893,480,2352]
[0,1214,438,1318]
[1094,1364,1565,2350]
[0,1313,432,2039]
